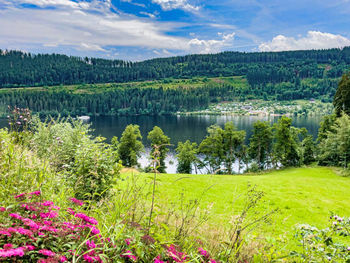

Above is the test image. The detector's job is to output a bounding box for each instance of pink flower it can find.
[3,244,13,250]
[67,208,75,215]
[60,255,67,262]
[29,190,41,196]
[0,230,11,237]
[40,211,58,219]
[86,240,96,249]
[25,245,35,251]
[125,238,132,245]
[75,213,98,225]
[0,207,6,212]
[121,250,137,261]
[17,228,33,237]
[209,259,218,263]
[41,201,54,207]
[167,245,188,263]
[70,198,84,206]
[38,249,55,257]
[9,213,22,220]
[198,247,209,257]
[0,247,25,257]
[15,193,26,199]
[154,255,165,263]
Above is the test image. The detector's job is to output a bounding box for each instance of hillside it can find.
[0,48,349,116]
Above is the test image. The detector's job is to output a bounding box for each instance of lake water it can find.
[0,115,323,173]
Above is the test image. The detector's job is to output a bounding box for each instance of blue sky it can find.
[0,0,350,60]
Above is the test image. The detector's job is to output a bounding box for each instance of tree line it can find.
[114,116,315,174]
[0,77,341,117]
[1,48,349,88]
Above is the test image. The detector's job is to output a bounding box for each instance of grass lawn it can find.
[121,167,350,241]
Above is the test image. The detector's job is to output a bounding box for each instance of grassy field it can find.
[121,167,350,241]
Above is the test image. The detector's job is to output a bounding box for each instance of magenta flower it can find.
[86,240,96,249]
[60,255,67,262]
[0,207,6,212]
[121,250,137,261]
[38,249,55,257]
[125,238,132,245]
[70,198,84,206]
[29,190,41,196]
[198,247,209,257]
[9,213,22,220]
[0,247,25,257]
[25,245,35,251]
[167,245,188,263]
[154,255,165,263]
[3,244,13,250]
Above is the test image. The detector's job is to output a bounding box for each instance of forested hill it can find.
[1,47,350,88]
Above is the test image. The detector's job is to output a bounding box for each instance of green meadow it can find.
[122,167,350,240]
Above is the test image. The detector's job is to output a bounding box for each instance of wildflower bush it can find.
[30,116,121,201]
[0,191,218,262]
[0,129,66,206]
[292,215,350,262]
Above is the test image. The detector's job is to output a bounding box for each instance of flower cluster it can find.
[0,191,104,262]
[0,191,219,262]
[7,106,32,132]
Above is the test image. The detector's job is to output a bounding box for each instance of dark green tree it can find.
[198,122,245,174]
[301,135,315,165]
[147,126,170,173]
[333,72,350,116]
[176,140,198,174]
[249,121,273,170]
[222,122,246,174]
[117,124,144,167]
[273,116,300,167]
[198,125,224,174]
[318,114,350,168]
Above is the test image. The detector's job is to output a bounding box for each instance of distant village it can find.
[180,99,333,116]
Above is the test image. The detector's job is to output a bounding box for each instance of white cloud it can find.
[0,0,234,57]
[152,0,199,12]
[79,43,106,52]
[259,31,350,51]
[188,32,235,54]
[139,11,156,18]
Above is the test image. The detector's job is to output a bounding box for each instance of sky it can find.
[0,0,350,60]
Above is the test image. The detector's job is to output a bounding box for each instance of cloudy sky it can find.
[0,0,350,60]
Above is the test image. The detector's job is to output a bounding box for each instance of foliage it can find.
[318,113,350,168]
[69,136,121,201]
[117,124,144,167]
[7,106,31,133]
[249,121,273,170]
[0,192,219,262]
[147,126,170,173]
[334,72,350,116]
[30,116,91,169]
[301,135,316,165]
[176,140,198,174]
[273,116,301,167]
[292,215,350,262]
[198,122,246,174]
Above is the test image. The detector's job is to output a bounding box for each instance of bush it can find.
[0,191,218,262]
[292,215,350,262]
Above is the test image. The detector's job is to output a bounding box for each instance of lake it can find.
[0,114,323,173]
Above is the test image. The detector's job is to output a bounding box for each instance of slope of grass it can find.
[122,167,350,240]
